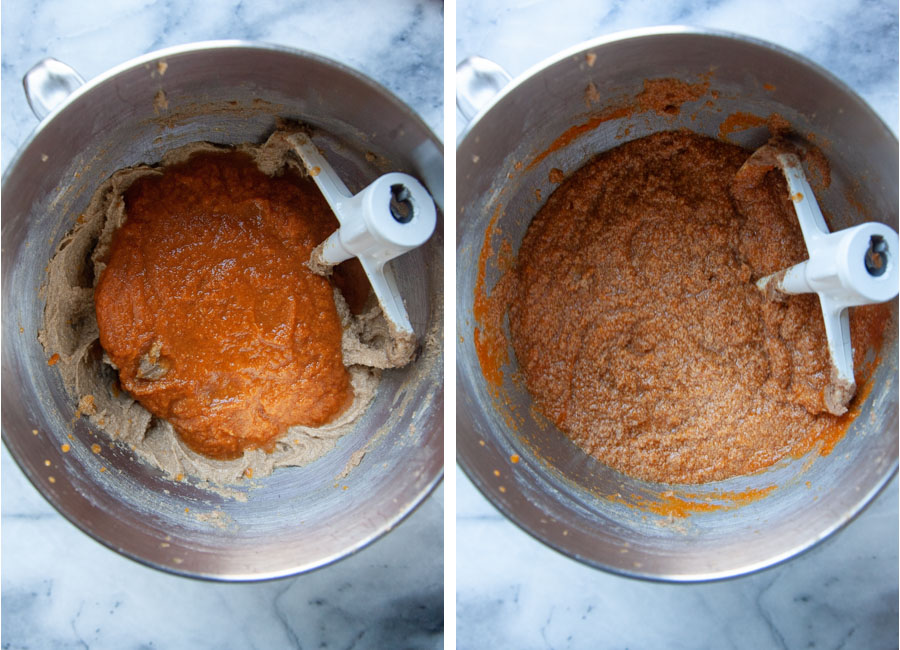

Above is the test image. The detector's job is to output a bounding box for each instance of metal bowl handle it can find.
[23,58,85,121]
[456,56,512,123]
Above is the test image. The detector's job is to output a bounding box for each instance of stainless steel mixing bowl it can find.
[2,41,443,580]
[456,27,897,581]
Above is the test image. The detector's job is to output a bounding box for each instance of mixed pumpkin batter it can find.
[507,131,886,484]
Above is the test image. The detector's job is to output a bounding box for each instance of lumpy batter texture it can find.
[508,131,883,484]
[95,151,363,460]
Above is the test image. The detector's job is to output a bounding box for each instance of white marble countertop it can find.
[1,1,443,648]
[456,1,898,648]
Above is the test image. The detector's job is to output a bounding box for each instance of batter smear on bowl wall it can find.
[500,129,888,485]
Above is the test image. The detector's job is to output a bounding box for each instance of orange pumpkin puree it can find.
[95,151,367,460]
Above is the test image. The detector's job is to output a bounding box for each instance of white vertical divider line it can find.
[443,1,458,648]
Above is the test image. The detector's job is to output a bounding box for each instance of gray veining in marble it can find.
[456,1,898,648]
[1,1,443,648]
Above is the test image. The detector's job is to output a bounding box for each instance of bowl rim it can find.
[4,39,445,185]
[457,24,897,145]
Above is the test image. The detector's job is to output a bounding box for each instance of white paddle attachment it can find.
[290,133,436,351]
[753,151,898,414]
